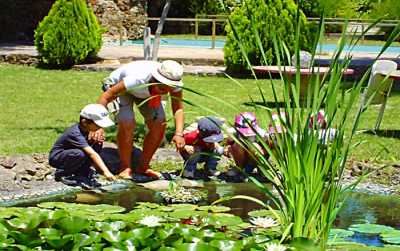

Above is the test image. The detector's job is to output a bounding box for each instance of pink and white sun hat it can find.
[268,112,288,134]
[234,112,265,137]
[308,110,327,129]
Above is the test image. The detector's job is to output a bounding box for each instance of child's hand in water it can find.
[184,145,195,154]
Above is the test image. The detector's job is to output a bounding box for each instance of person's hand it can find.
[223,145,231,157]
[103,170,116,181]
[184,145,195,155]
[89,128,105,144]
[172,134,185,151]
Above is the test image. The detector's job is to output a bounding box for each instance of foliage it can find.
[34,0,103,68]
[368,0,400,20]
[198,1,400,248]
[189,0,240,16]
[0,202,288,250]
[299,0,367,18]
[223,0,313,71]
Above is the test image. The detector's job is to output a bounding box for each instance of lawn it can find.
[0,63,399,163]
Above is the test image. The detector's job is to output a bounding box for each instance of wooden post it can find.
[211,18,216,49]
[143,27,151,60]
[195,14,199,39]
[152,0,171,61]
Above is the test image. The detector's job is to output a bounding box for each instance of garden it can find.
[1,0,400,250]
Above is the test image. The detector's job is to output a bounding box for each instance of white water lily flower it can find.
[139,215,162,227]
[250,217,278,228]
[266,243,287,251]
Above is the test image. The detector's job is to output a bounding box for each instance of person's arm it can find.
[170,90,185,150]
[89,81,127,143]
[83,146,116,181]
[97,80,126,107]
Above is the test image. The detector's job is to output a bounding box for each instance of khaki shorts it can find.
[118,93,166,123]
[102,77,165,123]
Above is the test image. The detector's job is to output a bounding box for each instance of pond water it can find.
[20,182,400,247]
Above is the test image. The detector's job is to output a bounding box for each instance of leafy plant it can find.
[34,0,103,68]
[0,202,279,250]
[224,0,313,71]
[198,1,400,248]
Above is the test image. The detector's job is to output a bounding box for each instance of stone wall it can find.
[89,0,147,40]
[0,0,147,42]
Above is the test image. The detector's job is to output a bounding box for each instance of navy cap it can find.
[197,116,224,143]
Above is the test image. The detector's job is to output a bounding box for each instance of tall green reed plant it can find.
[180,0,400,248]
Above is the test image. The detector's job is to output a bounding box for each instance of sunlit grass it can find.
[0,63,399,163]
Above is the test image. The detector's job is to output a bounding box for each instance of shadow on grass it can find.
[243,101,326,108]
[363,129,400,140]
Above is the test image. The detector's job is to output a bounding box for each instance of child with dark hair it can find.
[49,104,116,189]
[180,116,224,179]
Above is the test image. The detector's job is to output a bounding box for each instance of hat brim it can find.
[202,132,224,143]
[238,126,265,137]
[151,67,183,88]
[94,117,114,128]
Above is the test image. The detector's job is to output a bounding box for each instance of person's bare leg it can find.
[137,120,166,176]
[117,120,135,177]
[230,143,247,168]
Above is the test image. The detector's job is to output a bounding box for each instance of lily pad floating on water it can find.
[349,223,394,235]
[198,205,231,213]
[329,229,355,239]
[328,229,355,244]
[37,202,125,214]
[248,209,280,219]
[380,230,400,245]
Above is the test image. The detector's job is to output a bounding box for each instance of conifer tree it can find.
[34,0,103,68]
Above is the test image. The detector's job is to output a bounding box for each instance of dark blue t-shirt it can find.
[49,123,90,161]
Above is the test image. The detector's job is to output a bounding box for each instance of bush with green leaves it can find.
[224,0,314,71]
[34,0,103,68]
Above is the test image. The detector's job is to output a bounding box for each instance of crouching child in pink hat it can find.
[225,112,268,175]
[49,104,116,189]
[180,116,224,179]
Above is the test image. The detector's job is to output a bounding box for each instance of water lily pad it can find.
[248,209,279,219]
[205,214,244,227]
[349,223,394,234]
[198,206,231,213]
[381,230,400,245]
[169,209,197,219]
[170,204,198,210]
[209,239,243,251]
[329,229,354,239]
[135,202,161,209]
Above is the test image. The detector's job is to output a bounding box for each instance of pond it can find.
[18,182,400,247]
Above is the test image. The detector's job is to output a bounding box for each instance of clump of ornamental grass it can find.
[183,1,400,249]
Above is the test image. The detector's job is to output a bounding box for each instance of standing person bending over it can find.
[49,104,116,189]
[96,60,185,179]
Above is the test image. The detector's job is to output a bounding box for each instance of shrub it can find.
[224,0,313,71]
[34,0,103,68]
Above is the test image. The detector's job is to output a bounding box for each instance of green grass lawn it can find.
[1,64,399,163]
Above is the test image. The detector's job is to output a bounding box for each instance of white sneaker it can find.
[183,170,195,179]
[208,170,221,177]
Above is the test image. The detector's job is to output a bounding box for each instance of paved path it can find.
[2,43,400,78]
